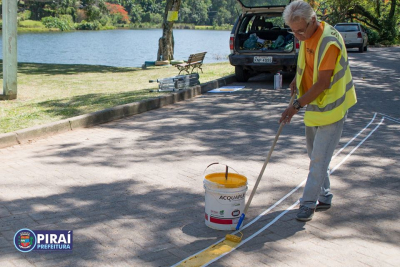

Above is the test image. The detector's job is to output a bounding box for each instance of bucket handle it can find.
[204,162,239,179]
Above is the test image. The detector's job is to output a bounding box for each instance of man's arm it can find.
[279,69,333,124]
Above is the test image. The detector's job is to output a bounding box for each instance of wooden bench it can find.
[175,52,207,75]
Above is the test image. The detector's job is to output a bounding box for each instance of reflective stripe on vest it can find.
[296,22,357,126]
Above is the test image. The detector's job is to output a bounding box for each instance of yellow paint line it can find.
[177,239,240,267]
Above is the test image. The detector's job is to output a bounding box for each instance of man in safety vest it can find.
[279,0,357,221]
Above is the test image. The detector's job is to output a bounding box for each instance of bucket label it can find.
[204,182,247,230]
[219,193,245,202]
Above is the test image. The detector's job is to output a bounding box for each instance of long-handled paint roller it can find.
[226,94,296,243]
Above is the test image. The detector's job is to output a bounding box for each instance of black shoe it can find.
[296,205,315,222]
[316,202,331,211]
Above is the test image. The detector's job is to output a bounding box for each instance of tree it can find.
[157,0,181,61]
[105,2,130,24]
[312,0,399,44]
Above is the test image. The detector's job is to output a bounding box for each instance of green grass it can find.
[18,20,45,28]
[195,25,232,30]
[0,62,234,133]
[17,20,59,32]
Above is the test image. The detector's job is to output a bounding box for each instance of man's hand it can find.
[280,105,298,124]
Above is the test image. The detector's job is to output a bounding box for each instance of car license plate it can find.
[254,56,272,63]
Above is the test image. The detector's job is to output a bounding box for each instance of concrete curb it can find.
[0,74,236,149]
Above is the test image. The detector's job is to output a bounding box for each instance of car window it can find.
[335,25,360,32]
[238,16,253,33]
[239,14,285,34]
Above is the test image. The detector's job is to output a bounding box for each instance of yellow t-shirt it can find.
[301,22,340,92]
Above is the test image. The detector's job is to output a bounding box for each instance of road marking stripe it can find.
[331,117,384,174]
[172,114,384,267]
[332,113,376,160]
[378,113,400,124]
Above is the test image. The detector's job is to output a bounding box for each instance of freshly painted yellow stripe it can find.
[177,239,240,267]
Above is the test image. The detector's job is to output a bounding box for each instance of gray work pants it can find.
[300,113,347,209]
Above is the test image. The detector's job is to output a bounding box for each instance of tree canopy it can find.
[9,0,400,44]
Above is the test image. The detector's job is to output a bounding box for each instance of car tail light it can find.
[295,39,300,52]
[230,35,234,54]
[357,32,362,38]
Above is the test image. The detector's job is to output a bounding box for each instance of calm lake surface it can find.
[0,29,231,67]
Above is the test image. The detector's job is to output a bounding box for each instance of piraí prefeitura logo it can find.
[14,228,37,253]
[14,229,73,252]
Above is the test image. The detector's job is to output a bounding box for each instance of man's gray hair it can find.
[283,0,316,25]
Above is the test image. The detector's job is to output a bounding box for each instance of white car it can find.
[334,23,368,52]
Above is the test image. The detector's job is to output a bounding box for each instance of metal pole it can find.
[1,0,18,100]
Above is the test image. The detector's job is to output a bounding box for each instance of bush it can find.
[76,10,87,23]
[18,10,32,21]
[41,16,74,31]
[75,20,101,30]
[150,13,163,24]
[366,28,379,45]
[99,15,112,27]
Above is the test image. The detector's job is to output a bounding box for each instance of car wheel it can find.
[235,66,250,82]
[359,45,364,53]
[364,45,368,51]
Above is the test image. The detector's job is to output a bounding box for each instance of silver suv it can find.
[229,0,297,82]
[334,23,368,52]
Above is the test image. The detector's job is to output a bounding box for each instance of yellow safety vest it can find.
[296,21,357,126]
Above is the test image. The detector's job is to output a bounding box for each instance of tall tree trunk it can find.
[157,0,181,61]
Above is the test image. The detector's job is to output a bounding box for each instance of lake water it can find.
[0,29,231,67]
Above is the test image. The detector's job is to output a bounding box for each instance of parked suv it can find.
[229,0,297,82]
[334,23,368,52]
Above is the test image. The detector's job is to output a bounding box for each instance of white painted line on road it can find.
[332,113,377,160]
[331,117,384,174]
[203,201,300,267]
[204,117,387,266]
[378,113,400,124]
[172,115,385,267]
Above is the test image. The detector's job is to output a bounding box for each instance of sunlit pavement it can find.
[0,47,399,266]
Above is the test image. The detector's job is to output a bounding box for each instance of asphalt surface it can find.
[0,47,399,266]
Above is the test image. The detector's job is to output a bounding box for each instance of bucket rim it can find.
[204,172,247,188]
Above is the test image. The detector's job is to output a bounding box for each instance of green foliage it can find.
[316,0,399,44]
[13,0,400,45]
[75,20,101,30]
[41,15,74,31]
[365,28,379,45]
[18,10,32,21]
[99,15,113,27]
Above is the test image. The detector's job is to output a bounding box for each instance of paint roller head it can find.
[225,232,243,243]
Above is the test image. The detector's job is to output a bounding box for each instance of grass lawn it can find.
[0,62,234,133]
[17,20,59,32]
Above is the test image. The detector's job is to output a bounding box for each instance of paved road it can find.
[0,47,399,266]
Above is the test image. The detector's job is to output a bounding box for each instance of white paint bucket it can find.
[203,164,248,230]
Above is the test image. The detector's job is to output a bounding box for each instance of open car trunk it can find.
[236,13,295,53]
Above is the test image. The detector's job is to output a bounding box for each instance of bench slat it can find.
[176,52,207,75]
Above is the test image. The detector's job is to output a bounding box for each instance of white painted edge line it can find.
[332,112,377,160]
[204,201,300,267]
[171,113,382,267]
[330,117,384,174]
[205,117,387,266]
[377,113,400,124]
